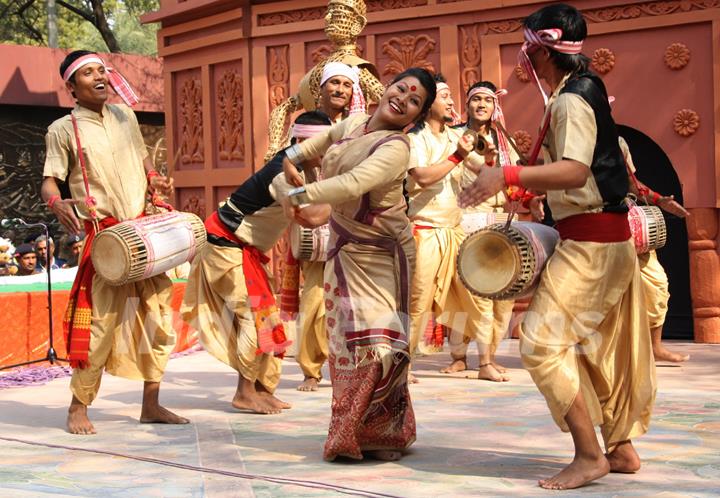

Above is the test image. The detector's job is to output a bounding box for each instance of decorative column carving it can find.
[459,24,485,95]
[179,77,204,165]
[217,69,244,162]
[686,208,720,343]
[268,46,290,110]
[381,34,436,76]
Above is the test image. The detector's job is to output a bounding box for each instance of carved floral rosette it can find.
[664,42,690,69]
[673,109,699,136]
[591,48,615,74]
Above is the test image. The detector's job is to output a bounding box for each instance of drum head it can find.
[458,230,520,296]
[290,224,302,260]
[92,232,131,285]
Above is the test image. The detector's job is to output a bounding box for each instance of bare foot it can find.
[257,390,292,410]
[297,377,320,392]
[492,361,507,373]
[476,363,509,382]
[539,454,610,490]
[408,372,419,384]
[67,402,96,435]
[440,358,467,374]
[653,344,689,363]
[607,440,641,473]
[365,450,403,461]
[231,392,281,414]
[140,404,190,424]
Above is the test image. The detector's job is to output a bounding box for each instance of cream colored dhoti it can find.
[295,260,328,380]
[638,250,669,329]
[409,226,493,355]
[448,298,514,359]
[520,239,656,451]
[70,273,176,405]
[181,243,281,392]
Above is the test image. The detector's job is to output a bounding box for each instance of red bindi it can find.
[410,85,416,91]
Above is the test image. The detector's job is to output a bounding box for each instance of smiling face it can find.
[467,92,496,126]
[429,86,455,124]
[320,75,354,114]
[66,62,108,108]
[375,76,427,130]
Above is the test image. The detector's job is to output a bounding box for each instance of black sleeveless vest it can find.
[559,73,629,213]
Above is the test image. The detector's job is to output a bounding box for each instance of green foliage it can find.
[0,0,160,55]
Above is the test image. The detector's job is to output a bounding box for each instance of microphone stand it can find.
[0,219,68,370]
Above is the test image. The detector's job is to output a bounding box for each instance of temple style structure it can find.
[143,0,720,343]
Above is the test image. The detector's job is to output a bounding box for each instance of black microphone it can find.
[0,218,25,229]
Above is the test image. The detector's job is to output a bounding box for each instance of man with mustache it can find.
[289,62,365,392]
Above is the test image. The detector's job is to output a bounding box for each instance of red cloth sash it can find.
[205,211,291,357]
[555,212,631,242]
[64,216,120,368]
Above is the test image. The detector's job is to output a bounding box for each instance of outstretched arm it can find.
[289,137,409,206]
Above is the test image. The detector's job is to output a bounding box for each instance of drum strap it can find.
[555,212,631,242]
[70,113,100,233]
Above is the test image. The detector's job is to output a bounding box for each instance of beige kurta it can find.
[295,113,416,461]
[181,196,289,392]
[44,104,148,221]
[44,104,174,405]
[406,124,496,355]
[519,74,656,451]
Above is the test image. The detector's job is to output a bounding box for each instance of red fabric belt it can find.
[64,216,122,368]
[555,212,631,242]
[205,211,243,245]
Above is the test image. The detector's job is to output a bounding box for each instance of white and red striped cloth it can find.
[518,28,584,105]
[62,54,139,107]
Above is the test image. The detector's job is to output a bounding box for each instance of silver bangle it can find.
[285,144,305,165]
[288,186,310,207]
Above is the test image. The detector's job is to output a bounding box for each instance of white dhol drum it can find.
[92,211,207,286]
[460,211,518,235]
[290,223,330,262]
[457,221,560,300]
[628,205,667,254]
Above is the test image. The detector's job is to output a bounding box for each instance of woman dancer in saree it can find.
[282,67,436,462]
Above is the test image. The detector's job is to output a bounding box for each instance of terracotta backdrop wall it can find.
[143,0,720,342]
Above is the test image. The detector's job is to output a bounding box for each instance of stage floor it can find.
[0,341,718,497]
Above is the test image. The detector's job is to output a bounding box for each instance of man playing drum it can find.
[620,137,690,363]
[182,111,331,414]
[441,81,521,380]
[40,50,187,434]
[405,74,504,382]
[293,63,363,392]
[460,4,656,489]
